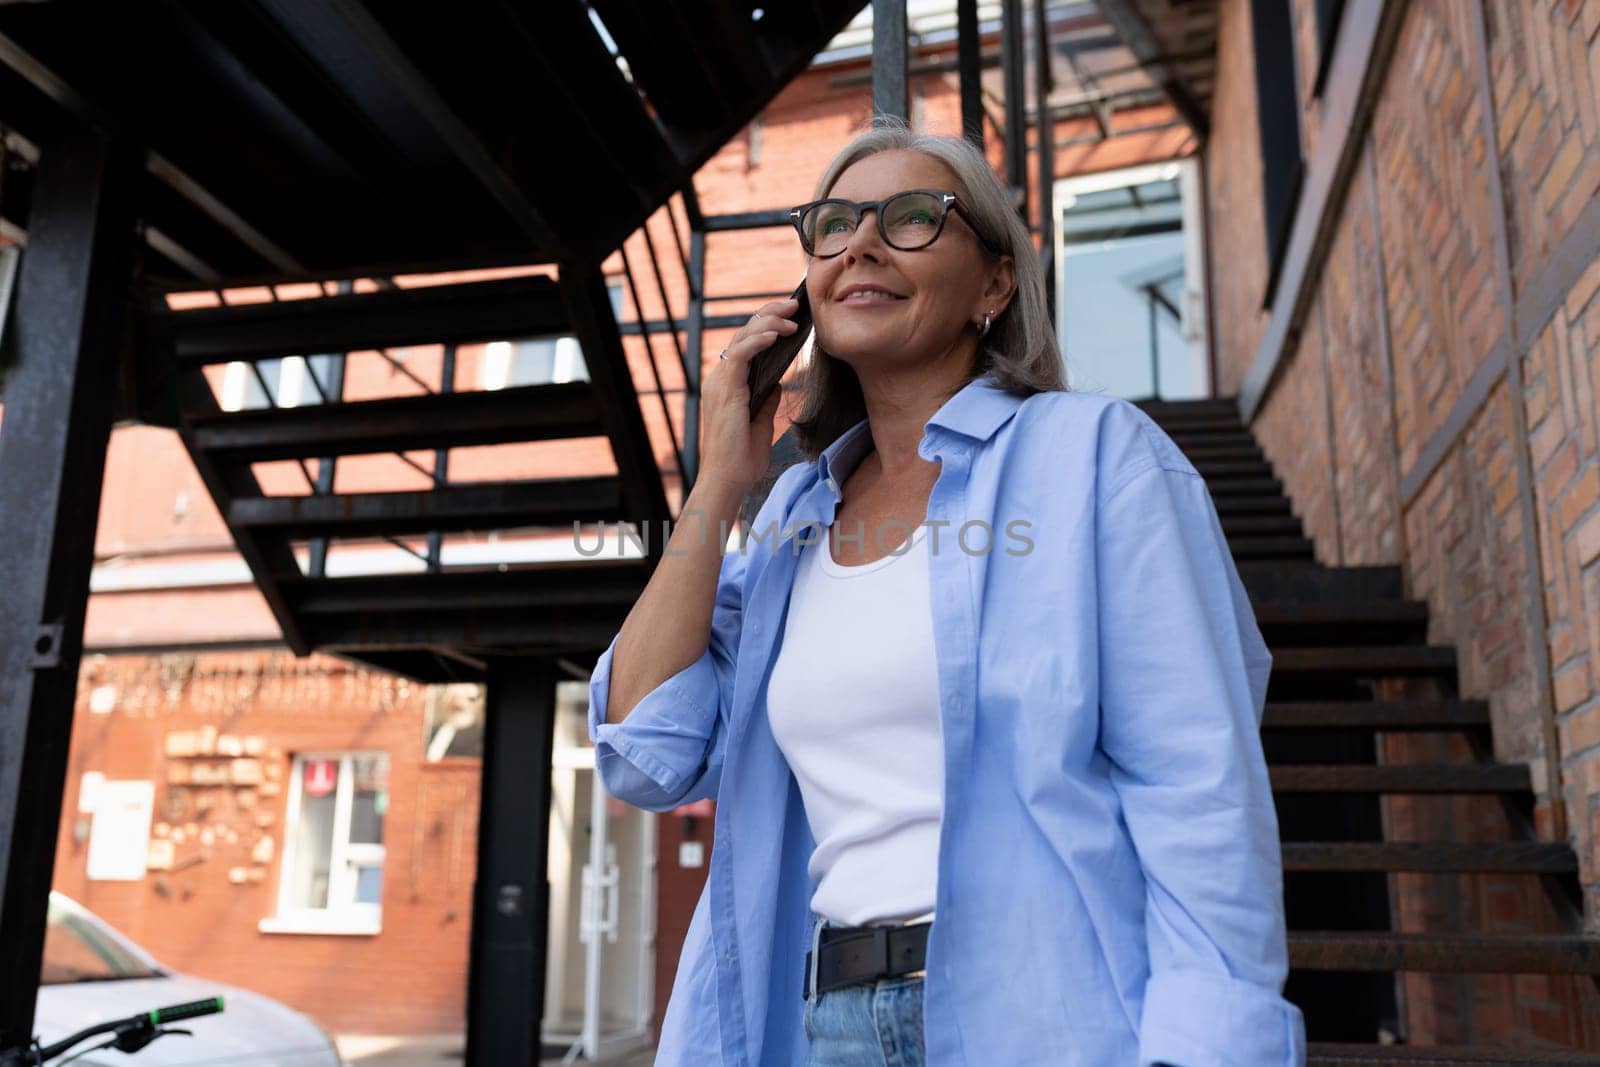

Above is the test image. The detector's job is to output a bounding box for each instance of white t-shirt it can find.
[766,519,943,928]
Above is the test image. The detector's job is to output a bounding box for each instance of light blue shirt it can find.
[588,370,1307,1066]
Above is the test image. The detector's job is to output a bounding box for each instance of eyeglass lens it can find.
[802,192,944,256]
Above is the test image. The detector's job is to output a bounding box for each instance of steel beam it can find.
[0,127,139,1051]
[957,0,984,147]
[1091,0,1210,141]
[466,658,558,1067]
[1000,0,1028,216]
[871,0,910,122]
[558,261,670,558]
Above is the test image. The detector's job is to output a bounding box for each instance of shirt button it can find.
[752,622,762,634]
[826,477,839,493]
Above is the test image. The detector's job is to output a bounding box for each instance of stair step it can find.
[282,559,655,657]
[1147,414,1247,433]
[1263,699,1490,731]
[1270,764,1531,793]
[1206,476,1284,497]
[282,558,652,615]
[1133,395,1240,415]
[1228,534,1315,560]
[1221,513,1304,536]
[1195,458,1274,478]
[1211,494,1295,517]
[165,275,570,366]
[1238,562,1406,604]
[229,477,627,540]
[1282,841,1577,874]
[1166,430,1260,449]
[1309,1041,1600,1065]
[1270,645,1457,677]
[190,381,603,464]
[1305,1049,1600,1062]
[1289,932,1600,973]
[1256,601,1430,629]
[1256,601,1431,646]
[1181,444,1267,462]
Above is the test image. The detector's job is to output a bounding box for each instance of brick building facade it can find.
[1206,0,1600,1047]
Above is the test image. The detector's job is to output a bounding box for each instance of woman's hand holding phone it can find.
[698,289,807,499]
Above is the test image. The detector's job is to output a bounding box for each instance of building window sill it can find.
[258,913,382,937]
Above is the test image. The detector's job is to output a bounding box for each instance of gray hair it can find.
[786,115,1068,459]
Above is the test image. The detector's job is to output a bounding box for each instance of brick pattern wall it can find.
[51,651,476,1036]
[1487,0,1600,293]
[1207,0,1600,1047]
[1205,0,1273,397]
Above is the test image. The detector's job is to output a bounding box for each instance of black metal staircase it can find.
[73,0,872,684]
[1139,396,1600,1066]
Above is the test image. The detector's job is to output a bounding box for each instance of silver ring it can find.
[719,349,728,360]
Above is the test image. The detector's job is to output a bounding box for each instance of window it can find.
[1250,0,1305,307]
[220,354,342,411]
[480,337,588,391]
[1053,160,1210,401]
[262,752,388,935]
[425,683,485,760]
[478,281,617,391]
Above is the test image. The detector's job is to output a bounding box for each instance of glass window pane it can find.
[289,773,337,910]
[1058,172,1198,401]
[507,340,557,387]
[40,901,160,984]
[348,753,388,846]
[354,865,383,905]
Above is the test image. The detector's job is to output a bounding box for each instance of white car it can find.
[31,892,343,1065]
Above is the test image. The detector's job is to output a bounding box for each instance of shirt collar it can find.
[814,370,1026,488]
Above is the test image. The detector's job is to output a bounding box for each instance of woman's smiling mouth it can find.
[837,285,909,305]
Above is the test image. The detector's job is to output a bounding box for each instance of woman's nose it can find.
[841,207,887,262]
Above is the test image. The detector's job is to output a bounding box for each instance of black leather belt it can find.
[802,921,930,1000]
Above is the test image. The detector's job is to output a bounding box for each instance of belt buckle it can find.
[870,925,890,976]
[805,918,825,1001]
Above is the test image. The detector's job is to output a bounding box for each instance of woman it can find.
[589,120,1305,1067]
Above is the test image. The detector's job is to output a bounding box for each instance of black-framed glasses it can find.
[789,188,1003,259]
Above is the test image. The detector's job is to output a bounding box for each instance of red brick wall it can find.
[51,651,476,1036]
[1206,0,1600,1046]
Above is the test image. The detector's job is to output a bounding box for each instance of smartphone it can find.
[746,279,812,419]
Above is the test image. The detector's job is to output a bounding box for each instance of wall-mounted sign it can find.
[87,780,155,881]
[303,759,337,798]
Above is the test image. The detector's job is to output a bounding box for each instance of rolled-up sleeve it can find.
[587,536,752,813]
[1095,461,1305,1067]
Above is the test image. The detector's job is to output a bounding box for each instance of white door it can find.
[544,681,655,1062]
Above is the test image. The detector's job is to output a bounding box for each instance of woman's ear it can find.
[982,255,1018,318]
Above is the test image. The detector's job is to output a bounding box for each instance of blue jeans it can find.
[803,974,926,1067]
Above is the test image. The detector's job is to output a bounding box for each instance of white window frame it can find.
[259,751,387,936]
[1051,158,1211,400]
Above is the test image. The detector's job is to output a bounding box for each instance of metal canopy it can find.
[0,0,866,286]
